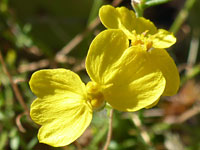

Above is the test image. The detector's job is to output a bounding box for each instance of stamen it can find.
[146,41,153,51]
[131,30,154,51]
[141,30,149,36]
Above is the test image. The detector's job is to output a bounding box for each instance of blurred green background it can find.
[1,0,200,149]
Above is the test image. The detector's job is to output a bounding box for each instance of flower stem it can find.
[103,109,114,150]
[0,51,30,115]
[131,113,153,147]
[132,0,172,17]
[170,0,196,34]
[131,0,144,17]
[144,0,171,9]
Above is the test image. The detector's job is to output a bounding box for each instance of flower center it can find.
[86,81,105,110]
[131,30,153,51]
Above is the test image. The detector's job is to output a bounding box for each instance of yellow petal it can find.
[86,29,129,84]
[29,69,92,146]
[134,17,157,34]
[101,46,166,112]
[99,5,121,29]
[31,96,92,147]
[29,69,86,98]
[152,29,176,48]
[145,98,160,109]
[99,5,157,38]
[99,5,136,38]
[149,48,180,96]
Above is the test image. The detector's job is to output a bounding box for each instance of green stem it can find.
[180,64,200,86]
[132,0,172,16]
[170,0,196,34]
[144,0,171,9]
[131,0,144,17]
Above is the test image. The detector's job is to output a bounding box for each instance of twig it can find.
[130,113,152,146]
[73,141,82,150]
[177,106,200,123]
[27,46,42,56]
[164,105,200,124]
[143,108,164,118]
[16,112,26,133]
[55,0,123,62]
[186,30,199,73]
[178,63,192,73]
[112,0,123,6]
[72,59,86,72]
[0,51,30,115]
[18,59,50,73]
[18,56,77,73]
[103,109,114,150]
[55,17,100,62]
[13,78,26,84]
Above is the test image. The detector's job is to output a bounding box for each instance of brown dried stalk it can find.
[0,51,29,115]
[103,109,114,150]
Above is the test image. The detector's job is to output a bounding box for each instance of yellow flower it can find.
[30,30,179,146]
[99,5,176,50]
